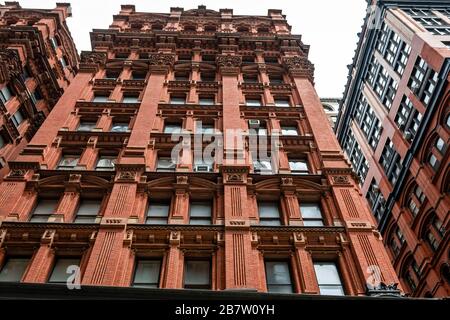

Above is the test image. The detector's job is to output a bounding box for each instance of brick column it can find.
[169,176,189,224]
[164,231,183,288]
[22,230,57,283]
[281,178,302,225]
[293,233,320,294]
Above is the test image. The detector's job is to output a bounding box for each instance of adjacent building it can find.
[321,97,340,129]
[336,0,449,297]
[0,5,402,297]
[0,2,79,180]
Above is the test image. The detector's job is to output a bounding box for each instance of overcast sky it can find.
[16,0,367,98]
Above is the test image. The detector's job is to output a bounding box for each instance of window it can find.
[242,55,254,63]
[243,74,258,83]
[289,159,309,174]
[48,258,80,283]
[131,71,147,80]
[164,123,182,134]
[265,261,294,293]
[376,24,411,76]
[245,97,262,107]
[379,139,402,185]
[92,94,109,102]
[60,57,68,68]
[132,260,161,288]
[395,96,422,141]
[115,52,129,59]
[174,73,189,81]
[253,158,272,174]
[170,95,186,105]
[353,94,382,149]
[0,135,5,149]
[300,203,324,226]
[200,73,215,82]
[343,129,369,183]
[122,95,139,103]
[0,258,29,282]
[366,57,397,110]
[427,135,446,172]
[435,137,446,154]
[111,122,129,132]
[274,98,290,108]
[77,121,97,132]
[104,70,120,80]
[366,178,386,221]
[96,156,116,171]
[258,202,281,226]
[264,56,278,63]
[156,157,176,172]
[50,37,58,49]
[57,155,79,170]
[183,259,211,289]
[196,123,214,134]
[408,57,439,107]
[74,200,100,223]
[423,214,445,252]
[146,203,170,224]
[11,109,24,128]
[281,126,298,136]
[189,202,211,225]
[199,97,215,105]
[269,74,284,84]
[248,120,266,135]
[407,184,426,217]
[30,199,58,222]
[313,262,345,296]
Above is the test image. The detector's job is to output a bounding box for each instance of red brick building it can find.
[0,2,79,180]
[0,5,402,297]
[336,0,449,297]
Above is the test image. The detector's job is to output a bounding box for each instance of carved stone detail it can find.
[282,55,314,82]
[331,175,351,185]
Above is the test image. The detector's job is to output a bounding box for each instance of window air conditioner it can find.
[248,120,260,128]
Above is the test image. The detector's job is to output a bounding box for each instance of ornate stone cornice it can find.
[216,54,242,75]
[282,55,314,83]
[79,51,107,73]
[147,53,175,74]
[0,49,22,83]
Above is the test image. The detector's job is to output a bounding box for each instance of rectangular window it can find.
[57,155,80,170]
[170,95,186,105]
[300,203,324,226]
[0,258,29,282]
[0,86,12,104]
[379,139,402,185]
[30,199,58,222]
[274,98,290,107]
[366,178,386,221]
[258,202,281,226]
[408,57,439,107]
[395,96,422,141]
[289,159,309,174]
[200,73,215,82]
[281,126,298,136]
[92,94,109,102]
[253,159,272,174]
[48,258,80,283]
[111,122,129,132]
[189,202,212,225]
[184,260,211,289]
[164,124,182,134]
[11,109,25,128]
[96,156,116,171]
[60,57,67,68]
[243,74,258,83]
[122,95,139,103]
[156,157,176,172]
[196,123,215,134]
[0,135,5,149]
[132,260,161,288]
[131,71,147,80]
[343,128,369,183]
[174,73,189,81]
[313,262,345,296]
[265,261,294,293]
[74,200,100,223]
[269,74,284,84]
[77,121,97,132]
[146,203,170,224]
[104,70,120,80]
[199,97,215,105]
[245,97,262,107]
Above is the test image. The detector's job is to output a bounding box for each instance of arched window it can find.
[184,25,197,32]
[426,134,447,173]
[421,213,445,252]
[401,256,421,293]
[405,182,426,218]
[389,225,406,257]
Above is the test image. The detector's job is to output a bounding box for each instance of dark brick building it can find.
[336,0,449,297]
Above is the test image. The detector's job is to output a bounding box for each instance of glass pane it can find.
[259,219,281,226]
[97,158,115,169]
[145,217,168,225]
[148,204,170,218]
[184,260,210,285]
[111,124,129,132]
[303,219,324,227]
[190,203,211,217]
[74,216,97,223]
[77,122,96,131]
[281,127,298,135]
[199,98,215,105]
[77,200,101,216]
[289,160,308,171]
[314,262,342,285]
[29,215,50,222]
[258,203,280,218]
[48,259,80,283]
[0,258,29,282]
[123,96,139,103]
[319,285,345,296]
[265,261,292,285]
[170,97,185,104]
[93,96,108,102]
[58,156,79,167]
[133,260,161,286]
[267,284,293,293]
[190,217,211,225]
[300,204,322,219]
[157,158,176,170]
[33,199,58,215]
[164,125,182,134]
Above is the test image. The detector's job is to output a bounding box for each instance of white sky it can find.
[16,0,367,98]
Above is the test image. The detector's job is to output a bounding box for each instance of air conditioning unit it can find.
[248,119,260,128]
[372,185,380,193]
[195,165,211,172]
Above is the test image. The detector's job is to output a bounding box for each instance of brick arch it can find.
[37,175,67,187]
[254,178,280,190]
[436,88,450,129]
[417,208,437,240]
[147,176,175,189]
[295,179,325,191]
[189,177,217,189]
[418,131,439,165]
[397,252,414,280]
[399,177,416,208]
[441,165,450,194]
[81,175,110,189]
